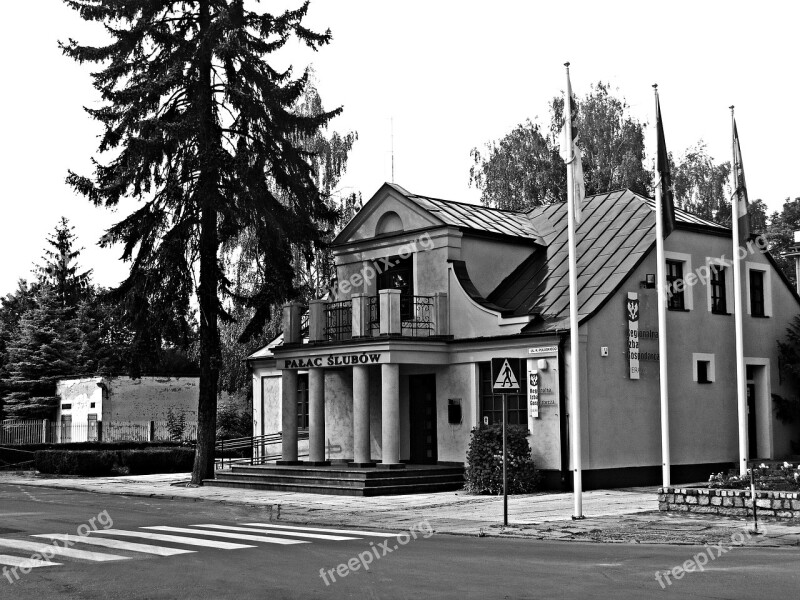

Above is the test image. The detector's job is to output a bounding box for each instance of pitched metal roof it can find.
[387,184,544,243]
[487,189,728,332]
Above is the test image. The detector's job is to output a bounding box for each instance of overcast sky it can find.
[1,0,797,297]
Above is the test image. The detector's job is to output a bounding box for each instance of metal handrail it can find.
[215,431,309,469]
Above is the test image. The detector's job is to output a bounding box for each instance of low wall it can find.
[659,487,800,519]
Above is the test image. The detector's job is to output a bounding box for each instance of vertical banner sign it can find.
[627,292,640,379]
[528,368,539,421]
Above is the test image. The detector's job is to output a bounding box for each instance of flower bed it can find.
[708,462,800,492]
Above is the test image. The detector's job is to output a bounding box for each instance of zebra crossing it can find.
[0,522,401,576]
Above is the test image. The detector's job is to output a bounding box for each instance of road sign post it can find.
[502,393,507,526]
[491,358,522,528]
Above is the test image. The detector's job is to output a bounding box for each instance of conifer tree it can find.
[61,1,340,482]
[3,286,84,419]
[36,217,92,306]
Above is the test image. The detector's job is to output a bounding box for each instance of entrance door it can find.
[747,382,758,459]
[409,374,437,464]
[87,414,98,442]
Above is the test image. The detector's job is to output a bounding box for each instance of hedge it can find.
[35,447,195,476]
[464,425,540,495]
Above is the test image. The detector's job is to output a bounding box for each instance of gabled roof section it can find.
[487,189,730,333]
[399,186,545,243]
[333,183,545,246]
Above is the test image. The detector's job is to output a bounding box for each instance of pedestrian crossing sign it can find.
[491,358,522,392]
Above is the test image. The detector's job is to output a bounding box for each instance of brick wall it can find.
[659,487,800,519]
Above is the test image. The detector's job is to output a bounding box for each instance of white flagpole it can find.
[730,106,749,476]
[654,85,671,488]
[565,62,583,519]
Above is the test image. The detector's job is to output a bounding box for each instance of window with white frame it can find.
[692,353,715,383]
[745,263,772,317]
[706,258,733,315]
[664,251,693,311]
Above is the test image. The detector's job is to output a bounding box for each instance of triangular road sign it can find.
[493,358,520,390]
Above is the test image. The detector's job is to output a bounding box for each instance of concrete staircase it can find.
[204,464,465,496]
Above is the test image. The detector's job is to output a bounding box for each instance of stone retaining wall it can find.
[659,487,800,519]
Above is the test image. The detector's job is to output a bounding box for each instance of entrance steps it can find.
[204,464,465,496]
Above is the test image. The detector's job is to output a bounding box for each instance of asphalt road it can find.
[0,483,797,599]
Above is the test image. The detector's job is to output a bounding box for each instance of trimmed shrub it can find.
[119,448,195,475]
[35,447,195,476]
[35,450,119,476]
[465,425,540,495]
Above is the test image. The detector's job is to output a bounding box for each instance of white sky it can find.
[1,0,798,297]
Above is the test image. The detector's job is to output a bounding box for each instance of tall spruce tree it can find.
[3,286,85,419]
[61,1,339,483]
[37,217,92,306]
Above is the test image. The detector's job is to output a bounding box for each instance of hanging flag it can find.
[560,70,585,224]
[732,118,752,243]
[655,94,677,238]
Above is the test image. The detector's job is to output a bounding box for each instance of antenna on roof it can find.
[391,116,395,183]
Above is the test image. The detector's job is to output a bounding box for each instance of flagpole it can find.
[654,85,671,488]
[565,62,583,519]
[730,105,749,476]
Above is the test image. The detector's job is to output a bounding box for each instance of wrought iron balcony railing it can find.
[400,295,434,336]
[324,300,352,341]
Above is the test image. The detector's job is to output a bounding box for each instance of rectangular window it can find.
[697,361,711,383]
[297,374,309,430]
[750,270,765,317]
[666,260,685,310]
[377,255,414,320]
[478,362,528,428]
[710,265,727,314]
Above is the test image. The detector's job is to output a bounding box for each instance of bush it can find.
[35,449,119,476]
[216,404,252,440]
[35,447,195,476]
[464,425,540,494]
[119,448,195,475]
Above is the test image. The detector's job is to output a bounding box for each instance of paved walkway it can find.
[2,471,799,547]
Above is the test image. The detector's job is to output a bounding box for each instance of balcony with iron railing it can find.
[282,290,448,345]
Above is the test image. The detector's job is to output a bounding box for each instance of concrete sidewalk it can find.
[2,471,799,547]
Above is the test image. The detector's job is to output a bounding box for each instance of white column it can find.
[381,364,402,466]
[352,365,372,465]
[308,368,327,464]
[279,369,299,463]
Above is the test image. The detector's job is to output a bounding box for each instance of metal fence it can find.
[0,420,198,445]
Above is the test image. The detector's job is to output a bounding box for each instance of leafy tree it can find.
[765,198,800,288]
[62,0,340,483]
[550,82,650,199]
[673,142,731,224]
[773,315,800,452]
[469,120,564,211]
[36,217,92,306]
[470,83,650,210]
